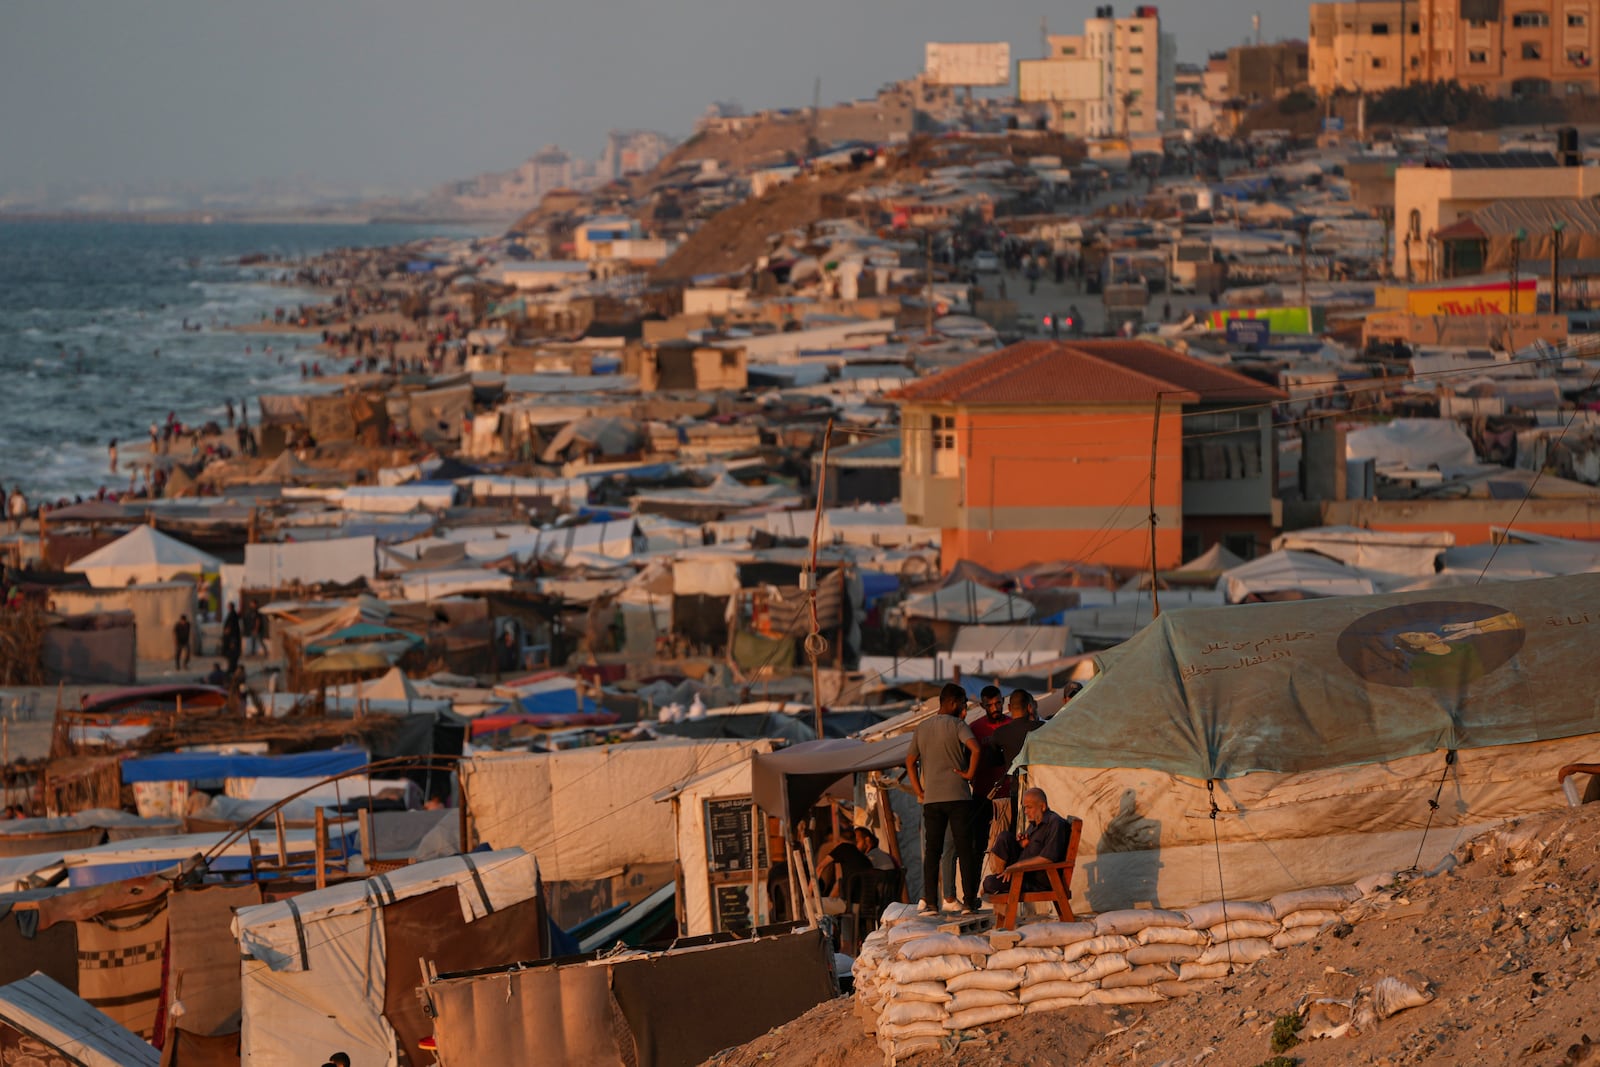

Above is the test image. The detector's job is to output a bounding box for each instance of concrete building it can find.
[897,340,1284,574]
[1228,41,1311,99]
[1310,0,1600,96]
[1038,5,1175,140]
[1394,149,1600,279]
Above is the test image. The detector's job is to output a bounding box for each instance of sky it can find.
[0,0,1285,195]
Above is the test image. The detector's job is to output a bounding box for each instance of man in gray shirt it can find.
[905,682,982,914]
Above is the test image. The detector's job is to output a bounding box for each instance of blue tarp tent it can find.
[122,749,369,784]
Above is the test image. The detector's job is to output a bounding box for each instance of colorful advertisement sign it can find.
[1206,306,1322,335]
[1405,279,1535,317]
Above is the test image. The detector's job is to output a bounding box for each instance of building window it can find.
[931,414,957,477]
[1569,11,1588,26]
[1409,208,1422,239]
[1524,42,1544,60]
[1468,18,1490,28]
[1570,47,1592,65]
[1130,67,1144,74]
[1411,21,1421,32]
[1130,44,1144,52]
[1512,10,1550,26]
[1469,48,1489,62]
[1371,55,1388,68]
[1371,21,1391,33]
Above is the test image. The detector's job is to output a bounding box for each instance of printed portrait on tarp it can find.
[1336,601,1525,693]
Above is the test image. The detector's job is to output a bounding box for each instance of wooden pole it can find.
[749,802,762,932]
[274,811,288,869]
[807,418,836,738]
[1147,393,1164,619]
[314,808,328,889]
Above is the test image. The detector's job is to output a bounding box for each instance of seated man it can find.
[854,826,897,871]
[981,787,1070,897]
[816,834,873,900]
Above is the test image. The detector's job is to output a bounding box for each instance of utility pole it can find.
[1552,221,1566,316]
[924,229,935,335]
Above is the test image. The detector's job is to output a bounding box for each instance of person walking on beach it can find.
[905,682,982,915]
[242,601,263,657]
[108,438,118,474]
[7,488,26,532]
[173,614,192,671]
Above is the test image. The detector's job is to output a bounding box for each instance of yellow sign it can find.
[1405,280,1535,317]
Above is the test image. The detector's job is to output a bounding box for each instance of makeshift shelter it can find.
[234,849,546,1067]
[461,741,766,885]
[0,972,158,1067]
[1218,549,1377,603]
[1273,526,1453,583]
[66,526,220,588]
[900,579,1035,625]
[653,740,778,937]
[1018,573,1600,911]
[48,582,198,663]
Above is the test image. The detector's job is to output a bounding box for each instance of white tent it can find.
[901,579,1035,625]
[0,972,158,1067]
[66,526,221,588]
[1346,418,1484,477]
[460,740,767,883]
[1219,549,1378,603]
[653,740,779,937]
[1273,526,1454,582]
[234,849,541,1067]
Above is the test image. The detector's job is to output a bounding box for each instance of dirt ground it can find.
[706,803,1600,1067]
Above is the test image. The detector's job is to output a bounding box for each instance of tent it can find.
[652,740,779,937]
[1018,573,1600,911]
[1273,526,1453,582]
[900,579,1035,625]
[0,972,158,1067]
[66,526,220,588]
[460,741,767,884]
[234,849,545,1067]
[750,737,912,828]
[1218,549,1377,603]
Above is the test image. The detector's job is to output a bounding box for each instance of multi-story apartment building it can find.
[1028,5,1175,139]
[1310,0,1600,97]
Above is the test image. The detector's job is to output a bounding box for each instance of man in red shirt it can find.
[968,685,1009,879]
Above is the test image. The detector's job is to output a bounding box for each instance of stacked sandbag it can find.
[854,885,1379,1061]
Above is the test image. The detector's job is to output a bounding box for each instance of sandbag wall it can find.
[853,883,1369,1065]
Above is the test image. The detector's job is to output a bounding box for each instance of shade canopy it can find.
[751,736,912,825]
[66,526,221,587]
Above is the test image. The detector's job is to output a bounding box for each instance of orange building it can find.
[898,341,1286,574]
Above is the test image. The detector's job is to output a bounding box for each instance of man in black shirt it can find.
[988,688,1046,833]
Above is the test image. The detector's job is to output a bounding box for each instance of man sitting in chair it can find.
[982,787,1070,896]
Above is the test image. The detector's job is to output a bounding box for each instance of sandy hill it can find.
[650,163,915,285]
[706,801,1600,1067]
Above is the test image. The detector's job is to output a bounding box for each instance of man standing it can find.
[905,682,981,915]
[172,614,192,671]
[989,689,1047,832]
[221,603,243,676]
[969,685,1009,881]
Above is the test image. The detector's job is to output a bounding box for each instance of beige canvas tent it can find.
[1019,573,1600,911]
[66,526,220,588]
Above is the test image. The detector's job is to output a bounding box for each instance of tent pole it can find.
[750,801,762,932]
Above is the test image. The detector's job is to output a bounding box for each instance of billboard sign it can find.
[1405,278,1535,316]
[1226,318,1271,348]
[1017,58,1104,102]
[925,42,1012,86]
[1206,306,1321,334]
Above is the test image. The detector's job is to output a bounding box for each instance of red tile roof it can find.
[895,340,1286,407]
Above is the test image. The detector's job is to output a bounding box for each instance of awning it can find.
[750,737,911,824]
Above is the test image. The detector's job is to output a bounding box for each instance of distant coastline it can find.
[0,209,515,228]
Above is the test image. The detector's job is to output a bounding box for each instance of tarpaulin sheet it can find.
[1018,572,1600,782]
[381,885,547,1061]
[121,750,367,784]
[426,928,833,1067]
[0,972,159,1067]
[244,537,376,588]
[461,741,764,883]
[164,884,261,1037]
[234,851,540,1067]
[750,737,911,825]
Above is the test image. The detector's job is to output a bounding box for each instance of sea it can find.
[0,220,485,500]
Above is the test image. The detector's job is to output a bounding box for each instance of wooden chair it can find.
[989,815,1083,931]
